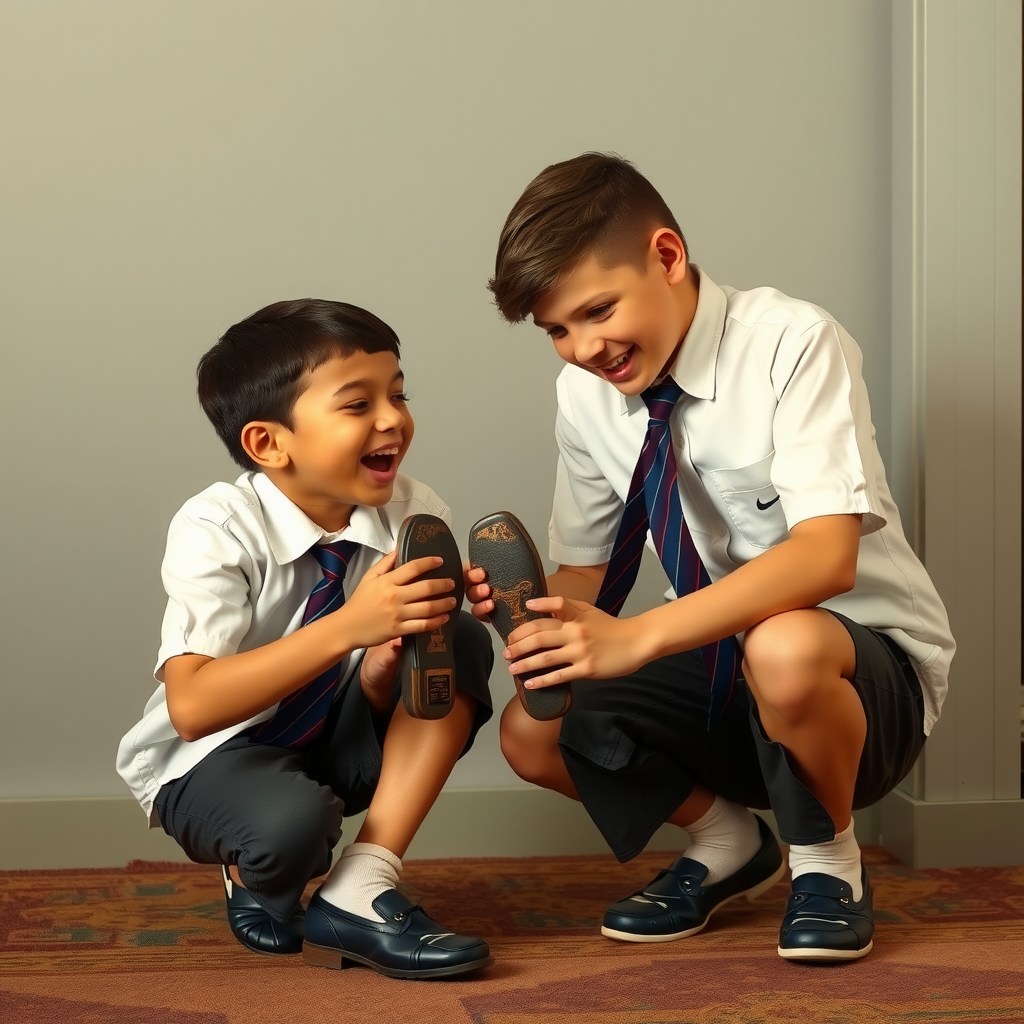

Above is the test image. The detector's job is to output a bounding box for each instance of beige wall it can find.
[0,0,894,803]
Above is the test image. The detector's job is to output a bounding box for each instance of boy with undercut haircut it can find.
[471,153,954,961]
[117,299,494,979]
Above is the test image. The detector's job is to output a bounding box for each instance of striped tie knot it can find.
[642,379,684,424]
[302,540,360,626]
[309,540,358,581]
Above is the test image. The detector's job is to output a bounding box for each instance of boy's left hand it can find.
[503,597,645,687]
[360,638,402,713]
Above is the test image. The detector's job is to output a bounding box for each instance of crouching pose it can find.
[118,299,493,978]
[470,153,954,962]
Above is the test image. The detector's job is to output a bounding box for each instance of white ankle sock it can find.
[317,842,402,922]
[683,797,763,885]
[788,821,862,900]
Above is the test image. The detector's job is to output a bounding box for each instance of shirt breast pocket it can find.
[707,452,789,550]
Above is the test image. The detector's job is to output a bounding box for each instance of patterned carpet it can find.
[1,846,1022,1024]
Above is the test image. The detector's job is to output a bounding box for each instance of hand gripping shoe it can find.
[395,514,464,720]
[468,511,572,720]
[302,888,494,979]
[601,816,784,942]
[222,866,305,955]
[778,867,874,961]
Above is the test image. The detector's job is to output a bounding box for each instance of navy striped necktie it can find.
[251,540,360,748]
[595,379,740,723]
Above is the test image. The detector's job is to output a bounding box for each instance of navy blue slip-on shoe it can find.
[601,816,785,942]
[222,866,305,956]
[302,888,494,979]
[778,867,874,961]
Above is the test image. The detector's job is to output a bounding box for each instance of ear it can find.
[240,421,292,471]
[649,228,688,285]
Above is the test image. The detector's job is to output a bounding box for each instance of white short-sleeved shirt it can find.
[549,267,954,734]
[116,471,450,824]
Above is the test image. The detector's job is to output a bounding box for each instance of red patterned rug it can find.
[2,846,1022,1023]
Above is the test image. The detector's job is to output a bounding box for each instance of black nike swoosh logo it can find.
[756,495,781,510]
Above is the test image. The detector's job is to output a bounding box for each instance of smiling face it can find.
[245,350,413,532]
[531,230,698,396]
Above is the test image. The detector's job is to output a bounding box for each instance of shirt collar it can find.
[251,472,395,565]
[669,265,726,401]
[619,264,726,416]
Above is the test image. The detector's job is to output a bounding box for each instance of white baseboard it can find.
[0,787,884,870]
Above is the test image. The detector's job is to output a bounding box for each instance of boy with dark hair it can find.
[470,153,954,961]
[117,299,494,978]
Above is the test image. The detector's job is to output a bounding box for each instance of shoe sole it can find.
[468,511,572,720]
[302,940,494,978]
[395,514,464,720]
[777,940,873,962]
[600,860,786,943]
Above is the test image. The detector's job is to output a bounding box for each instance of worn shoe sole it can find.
[302,940,494,978]
[468,511,572,720]
[601,861,786,942]
[395,514,463,720]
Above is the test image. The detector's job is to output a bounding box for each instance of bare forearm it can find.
[638,515,861,663]
[166,550,458,741]
[166,611,359,741]
[546,563,606,604]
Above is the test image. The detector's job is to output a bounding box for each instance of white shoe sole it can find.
[777,939,873,961]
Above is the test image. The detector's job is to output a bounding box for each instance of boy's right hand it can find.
[465,563,494,622]
[341,549,458,649]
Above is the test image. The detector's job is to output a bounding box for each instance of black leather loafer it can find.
[302,888,493,979]
[601,816,784,941]
[778,867,874,961]
[222,866,305,955]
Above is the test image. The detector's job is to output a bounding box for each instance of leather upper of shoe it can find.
[305,888,490,971]
[779,868,874,952]
[603,816,783,935]
[223,867,305,955]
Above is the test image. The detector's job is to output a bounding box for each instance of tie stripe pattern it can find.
[596,379,741,723]
[250,540,360,748]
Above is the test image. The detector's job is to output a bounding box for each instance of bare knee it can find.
[499,698,563,787]
[743,610,854,723]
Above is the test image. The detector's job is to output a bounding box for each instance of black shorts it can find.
[557,610,926,860]
[154,611,493,920]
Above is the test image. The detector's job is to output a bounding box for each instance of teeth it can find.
[368,447,399,457]
[604,353,629,371]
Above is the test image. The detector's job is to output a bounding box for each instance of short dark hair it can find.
[197,298,401,470]
[488,152,687,323]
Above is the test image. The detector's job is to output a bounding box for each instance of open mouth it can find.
[598,347,634,382]
[361,445,399,475]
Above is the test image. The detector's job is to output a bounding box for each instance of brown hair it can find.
[488,152,687,323]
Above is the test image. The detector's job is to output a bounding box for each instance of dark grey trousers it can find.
[155,611,493,920]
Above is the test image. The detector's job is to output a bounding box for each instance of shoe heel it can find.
[402,663,454,720]
[744,862,786,902]
[302,941,352,970]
